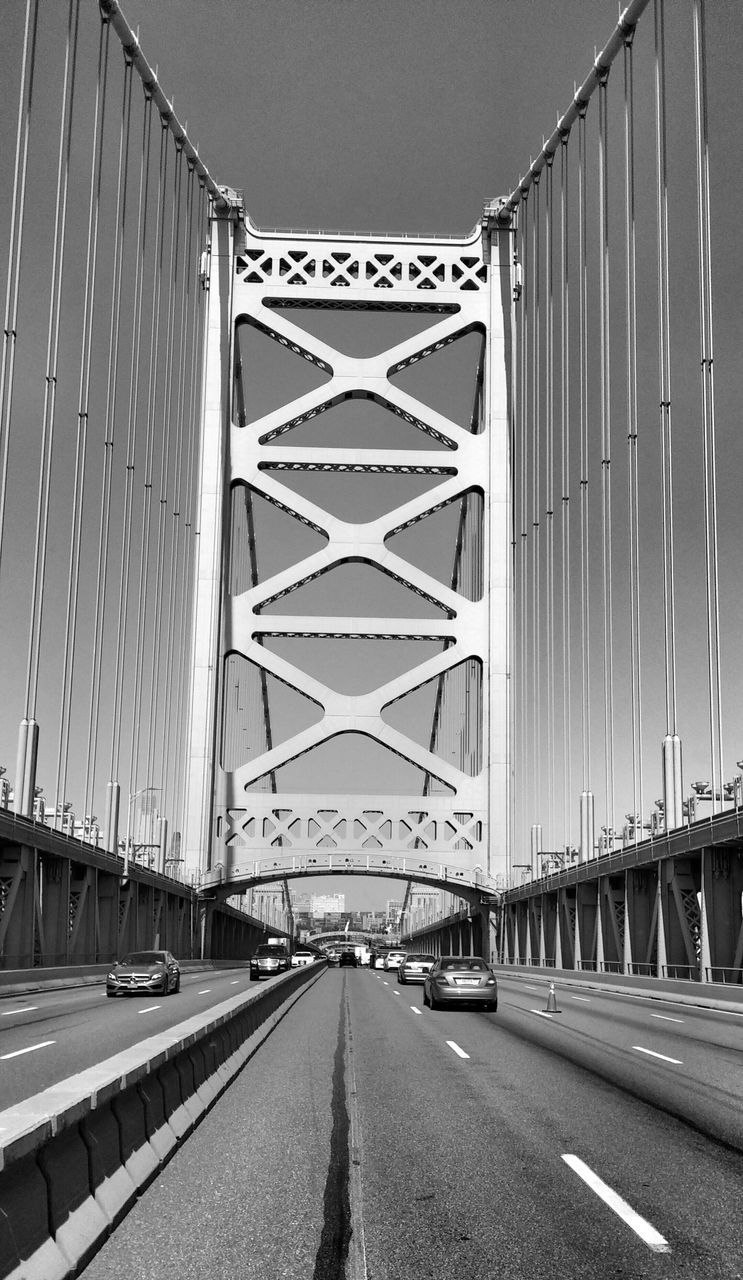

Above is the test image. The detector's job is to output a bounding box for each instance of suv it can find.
[250,944,291,980]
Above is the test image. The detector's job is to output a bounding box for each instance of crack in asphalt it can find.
[313,977,353,1280]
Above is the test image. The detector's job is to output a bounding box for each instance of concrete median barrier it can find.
[0,961,325,1280]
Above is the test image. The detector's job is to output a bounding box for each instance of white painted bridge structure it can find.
[2,0,743,979]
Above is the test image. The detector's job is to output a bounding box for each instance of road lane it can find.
[492,975,743,1150]
[79,967,743,1280]
[0,967,258,1108]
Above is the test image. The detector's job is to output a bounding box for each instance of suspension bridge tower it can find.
[184,195,515,896]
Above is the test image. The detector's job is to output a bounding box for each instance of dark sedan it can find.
[422,956,498,1011]
[106,949,181,997]
[339,949,358,967]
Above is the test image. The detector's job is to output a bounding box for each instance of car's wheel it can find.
[173,975,181,994]
[423,988,429,1006]
[429,992,439,1011]
[106,990,115,998]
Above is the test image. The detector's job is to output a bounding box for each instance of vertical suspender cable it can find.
[127,117,169,809]
[159,159,197,830]
[578,103,592,813]
[175,181,209,856]
[693,0,723,811]
[24,0,81,732]
[654,0,680,826]
[0,0,39,576]
[518,193,529,874]
[106,70,147,801]
[92,57,135,852]
[598,67,615,847]
[545,155,556,852]
[624,28,643,841]
[531,174,541,855]
[559,129,572,852]
[145,139,185,803]
[54,12,111,826]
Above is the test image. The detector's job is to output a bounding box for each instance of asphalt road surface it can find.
[0,967,256,1108]
[78,968,743,1280]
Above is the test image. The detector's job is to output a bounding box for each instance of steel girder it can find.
[0,839,203,968]
[497,849,742,983]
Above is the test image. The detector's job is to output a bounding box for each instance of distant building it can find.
[311,892,345,917]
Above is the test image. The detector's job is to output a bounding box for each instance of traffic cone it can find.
[545,982,561,1013]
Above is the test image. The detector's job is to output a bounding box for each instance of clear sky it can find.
[2,1,742,911]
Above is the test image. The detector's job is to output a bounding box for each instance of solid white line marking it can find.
[1,1007,38,1016]
[446,1040,470,1059]
[562,1154,670,1252]
[633,1045,682,1064]
[531,1009,553,1019]
[650,1013,683,1023]
[138,1004,161,1014]
[411,1006,422,1015]
[571,995,591,1002]
[1,1040,55,1060]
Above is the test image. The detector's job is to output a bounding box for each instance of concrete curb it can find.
[496,965,743,1013]
[0,962,325,1279]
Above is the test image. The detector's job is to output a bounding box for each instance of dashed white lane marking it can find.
[198,989,211,994]
[1,1040,55,1060]
[650,1013,684,1023]
[446,1040,470,1059]
[531,1009,554,1019]
[1,1007,38,1016]
[382,981,389,986]
[393,990,400,996]
[411,1007,422,1015]
[523,985,539,992]
[230,980,240,985]
[633,1045,682,1064]
[138,1005,162,1014]
[571,996,591,1002]
[562,1154,670,1253]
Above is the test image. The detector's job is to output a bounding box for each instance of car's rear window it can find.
[406,954,434,963]
[441,958,488,971]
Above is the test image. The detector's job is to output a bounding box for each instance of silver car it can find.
[422,956,498,1011]
[397,953,435,984]
[106,949,181,997]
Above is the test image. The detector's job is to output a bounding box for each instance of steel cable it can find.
[105,69,149,815]
[54,12,111,827]
[545,154,556,853]
[654,0,679,747]
[24,0,81,733]
[126,117,169,823]
[559,129,572,851]
[0,0,39,581]
[578,104,591,802]
[693,0,724,811]
[598,67,616,847]
[624,28,643,842]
